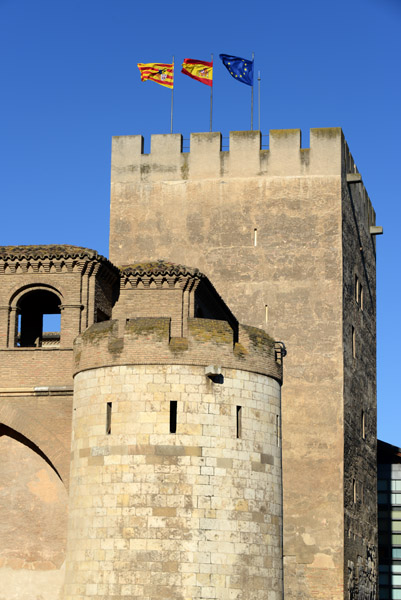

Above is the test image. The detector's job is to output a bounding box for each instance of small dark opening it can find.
[106,402,112,435]
[236,406,242,438]
[170,401,177,434]
[17,289,61,347]
[96,309,109,323]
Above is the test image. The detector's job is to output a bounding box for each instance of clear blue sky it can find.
[1,0,400,444]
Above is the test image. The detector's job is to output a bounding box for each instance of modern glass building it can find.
[378,440,401,599]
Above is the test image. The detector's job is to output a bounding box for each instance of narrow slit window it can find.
[352,326,356,359]
[106,402,112,435]
[254,228,258,247]
[353,479,357,504]
[276,414,281,446]
[236,406,242,438]
[265,305,269,324]
[361,410,366,439]
[355,275,359,303]
[170,401,177,434]
[360,285,363,311]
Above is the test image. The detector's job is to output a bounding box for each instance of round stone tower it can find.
[64,263,284,600]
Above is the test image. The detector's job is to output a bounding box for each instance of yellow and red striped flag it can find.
[137,62,174,89]
[181,58,213,87]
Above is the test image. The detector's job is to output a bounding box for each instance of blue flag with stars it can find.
[219,54,254,86]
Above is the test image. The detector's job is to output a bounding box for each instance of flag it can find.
[137,62,174,89]
[219,54,253,86]
[181,58,213,87]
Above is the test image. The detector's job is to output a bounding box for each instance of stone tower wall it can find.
[342,176,378,595]
[64,319,283,600]
[109,128,378,599]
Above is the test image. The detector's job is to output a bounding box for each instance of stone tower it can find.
[109,129,379,599]
[63,262,284,600]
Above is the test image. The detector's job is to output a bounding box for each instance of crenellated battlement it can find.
[111,127,363,182]
[73,317,283,382]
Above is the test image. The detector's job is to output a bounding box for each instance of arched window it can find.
[16,289,61,347]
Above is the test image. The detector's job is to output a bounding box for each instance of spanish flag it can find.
[137,62,174,89]
[181,58,213,87]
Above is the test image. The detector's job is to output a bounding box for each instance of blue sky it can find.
[1,0,400,444]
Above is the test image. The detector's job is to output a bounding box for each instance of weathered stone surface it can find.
[64,364,282,600]
[109,129,378,599]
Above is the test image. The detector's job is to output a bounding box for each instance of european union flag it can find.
[219,54,254,86]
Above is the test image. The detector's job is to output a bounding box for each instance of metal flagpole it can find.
[251,52,254,130]
[210,53,213,132]
[170,56,174,134]
[258,71,261,131]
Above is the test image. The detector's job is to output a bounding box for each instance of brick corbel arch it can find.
[9,282,64,308]
[8,283,64,348]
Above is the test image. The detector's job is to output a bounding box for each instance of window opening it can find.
[276,414,281,446]
[265,305,269,324]
[170,401,177,434]
[106,402,112,435]
[362,410,366,439]
[353,479,357,504]
[352,326,356,359]
[355,275,359,303]
[236,406,242,438]
[253,228,258,247]
[355,275,363,310]
[16,289,61,347]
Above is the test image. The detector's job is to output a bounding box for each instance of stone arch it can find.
[0,403,69,486]
[0,423,68,572]
[0,423,62,481]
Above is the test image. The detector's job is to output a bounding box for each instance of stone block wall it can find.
[65,364,282,600]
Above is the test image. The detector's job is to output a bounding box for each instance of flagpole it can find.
[171,56,174,134]
[251,52,254,130]
[210,53,213,132]
[258,71,261,131]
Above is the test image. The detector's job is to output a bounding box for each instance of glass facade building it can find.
[378,440,401,599]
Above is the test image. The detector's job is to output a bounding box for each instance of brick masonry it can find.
[0,246,119,600]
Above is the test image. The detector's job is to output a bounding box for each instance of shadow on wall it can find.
[0,424,68,570]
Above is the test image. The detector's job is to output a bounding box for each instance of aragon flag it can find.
[137,62,174,89]
[181,58,213,87]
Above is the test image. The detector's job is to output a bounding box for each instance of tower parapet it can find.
[73,317,282,382]
[112,127,362,180]
[110,129,376,269]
